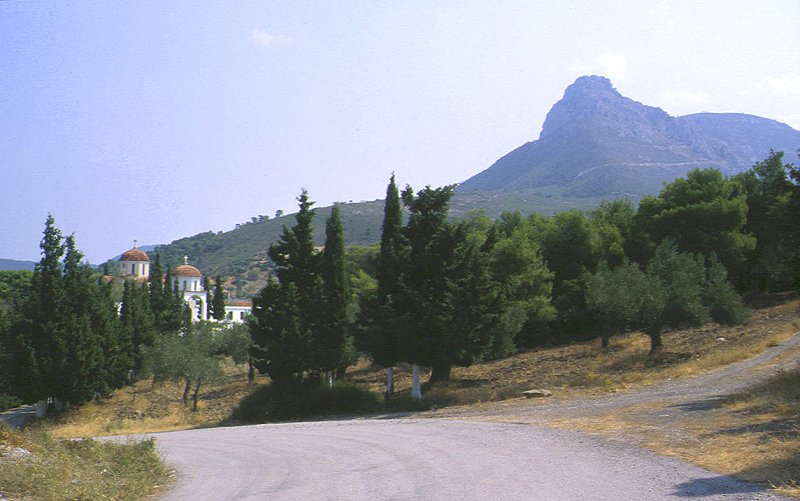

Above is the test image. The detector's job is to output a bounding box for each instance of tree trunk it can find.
[648,329,664,356]
[35,400,47,418]
[429,364,451,384]
[410,364,422,401]
[247,358,255,385]
[384,367,394,401]
[600,327,611,350]
[182,378,191,404]
[327,370,334,388]
[192,380,202,412]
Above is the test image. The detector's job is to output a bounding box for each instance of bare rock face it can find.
[522,389,552,398]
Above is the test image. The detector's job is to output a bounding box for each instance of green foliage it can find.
[250,190,328,383]
[230,380,380,423]
[0,270,32,316]
[585,261,664,347]
[141,322,224,409]
[210,274,226,321]
[215,322,252,365]
[735,150,799,291]
[635,168,755,283]
[356,175,407,370]
[702,258,749,325]
[316,205,350,374]
[485,218,555,348]
[1,217,137,405]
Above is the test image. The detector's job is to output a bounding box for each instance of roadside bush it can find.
[0,393,21,411]
[231,381,381,423]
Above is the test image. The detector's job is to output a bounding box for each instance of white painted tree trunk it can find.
[34,400,47,418]
[327,370,333,388]
[411,364,422,401]
[385,367,394,399]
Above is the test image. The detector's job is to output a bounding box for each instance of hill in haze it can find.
[0,259,36,271]
[147,76,799,287]
[459,75,800,198]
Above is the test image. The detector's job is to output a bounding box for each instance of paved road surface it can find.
[151,418,787,500]
[0,404,36,429]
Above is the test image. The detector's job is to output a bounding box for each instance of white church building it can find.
[119,245,251,324]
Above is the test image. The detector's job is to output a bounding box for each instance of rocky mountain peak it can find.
[539,75,672,142]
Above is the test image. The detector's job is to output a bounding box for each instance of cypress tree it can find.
[61,235,105,403]
[317,205,348,380]
[211,275,226,321]
[16,215,66,403]
[250,189,322,383]
[357,174,407,398]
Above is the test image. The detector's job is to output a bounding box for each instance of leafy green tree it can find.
[735,151,798,291]
[484,219,555,349]
[534,210,602,340]
[635,168,755,284]
[3,217,129,406]
[147,259,184,336]
[215,322,255,383]
[585,261,663,349]
[142,322,224,411]
[643,241,709,354]
[589,199,636,267]
[398,184,503,383]
[211,275,226,321]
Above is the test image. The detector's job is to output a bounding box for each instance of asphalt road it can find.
[0,404,36,429]
[151,418,788,501]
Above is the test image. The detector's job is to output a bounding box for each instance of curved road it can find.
[152,419,785,500]
[148,332,799,500]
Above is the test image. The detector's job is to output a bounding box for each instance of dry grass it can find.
[45,362,267,439]
[0,422,167,500]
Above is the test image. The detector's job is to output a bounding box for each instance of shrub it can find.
[231,381,381,423]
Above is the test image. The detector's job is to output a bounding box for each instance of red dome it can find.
[120,249,150,262]
[174,264,202,277]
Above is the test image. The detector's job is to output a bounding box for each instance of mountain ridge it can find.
[459,76,800,197]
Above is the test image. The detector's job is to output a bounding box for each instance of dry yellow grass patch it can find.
[43,367,266,439]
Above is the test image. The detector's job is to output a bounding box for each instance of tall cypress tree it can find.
[317,205,348,379]
[211,275,226,321]
[356,174,407,398]
[61,235,105,403]
[14,215,66,403]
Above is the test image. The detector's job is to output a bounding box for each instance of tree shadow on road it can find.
[671,476,769,498]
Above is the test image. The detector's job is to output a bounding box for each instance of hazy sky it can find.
[2,1,799,263]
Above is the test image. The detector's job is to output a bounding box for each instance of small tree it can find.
[141,323,223,411]
[585,261,662,349]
